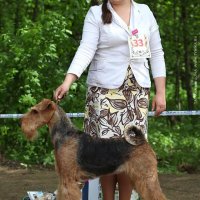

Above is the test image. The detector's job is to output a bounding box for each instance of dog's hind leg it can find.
[125,147,167,200]
[132,176,167,200]
[57,178,81,200]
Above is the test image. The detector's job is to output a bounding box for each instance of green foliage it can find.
[0,0,89,165]
[148,116,200,172]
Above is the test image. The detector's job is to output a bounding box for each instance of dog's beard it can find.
[21,122,38,140]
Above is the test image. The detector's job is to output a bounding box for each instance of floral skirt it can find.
[84,67,150,138]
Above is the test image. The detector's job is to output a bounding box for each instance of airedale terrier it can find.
[21,99,166,200]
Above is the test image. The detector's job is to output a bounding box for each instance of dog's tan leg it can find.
[126,145,167,200]
[131,175,167,200]
[57,178,81,200]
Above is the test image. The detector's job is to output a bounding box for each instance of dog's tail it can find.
[124,125,146,145]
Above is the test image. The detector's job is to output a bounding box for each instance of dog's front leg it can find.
[57,178,81,200]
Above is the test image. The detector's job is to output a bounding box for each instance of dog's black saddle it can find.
[77,134,133,176]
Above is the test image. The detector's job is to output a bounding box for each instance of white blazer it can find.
[67,1,166,88]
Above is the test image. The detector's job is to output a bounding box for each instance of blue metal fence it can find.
[0,110,200,119]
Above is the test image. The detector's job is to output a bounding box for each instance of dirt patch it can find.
[0,166,200,200]
[159,173,200,200]
[0,166,57,200]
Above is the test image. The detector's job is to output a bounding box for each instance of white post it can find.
[88,179,100,200]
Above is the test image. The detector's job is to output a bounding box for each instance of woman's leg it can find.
[117,173,133,200]
[100,174,117,200]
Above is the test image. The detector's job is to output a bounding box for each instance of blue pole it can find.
[82,181,89,200]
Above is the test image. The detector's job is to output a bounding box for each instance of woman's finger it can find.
[152,98,156,111]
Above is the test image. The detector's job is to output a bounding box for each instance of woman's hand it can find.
[152,93,166,116]
[152,77,166,116]
[55,82,69,101]
[54,73,78,101]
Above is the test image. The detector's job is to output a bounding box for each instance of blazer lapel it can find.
[107,0,143,35]
[107,1,129,34]
[132,1,143,31]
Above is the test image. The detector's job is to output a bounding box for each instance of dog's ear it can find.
[39,99,56,111]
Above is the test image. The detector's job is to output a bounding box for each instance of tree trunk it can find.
[181,2,194,110]
[14,1,20,34]
[0,2,3,33]
[174,0,181,109]
[32,0,39,22]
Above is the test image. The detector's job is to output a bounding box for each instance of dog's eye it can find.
[31,109,38,114]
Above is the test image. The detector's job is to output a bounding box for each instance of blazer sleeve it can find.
[67,6,100,77]
[147,7,166,78]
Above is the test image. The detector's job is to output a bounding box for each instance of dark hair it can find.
[102,0,112,24]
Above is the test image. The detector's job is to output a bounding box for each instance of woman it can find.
[55,0,166,199]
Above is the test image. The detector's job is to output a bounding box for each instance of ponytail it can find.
[102,0,112,24]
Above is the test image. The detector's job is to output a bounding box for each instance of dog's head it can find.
[21,99,57,140]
